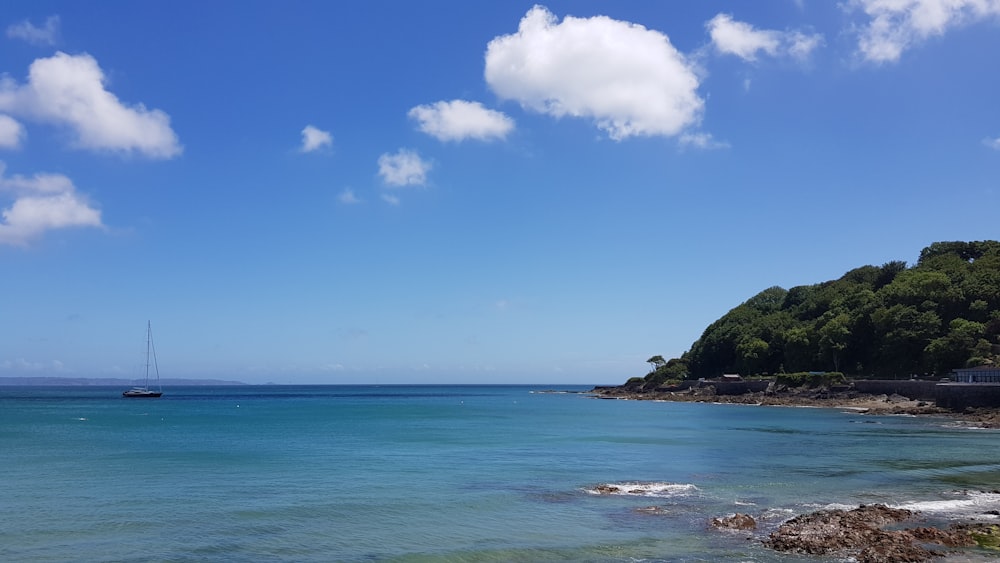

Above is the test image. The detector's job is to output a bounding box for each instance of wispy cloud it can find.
[377,149,431,187]
[409,100,514,142]
[706,13,823,62]
[380,193,400,206]
[338,188,361,204]
[849,0,1000,64]
[984,136,1000,151]
[6,15,60,46]
[485,6,704,141]
[0,52,182,158]
[300,124,332,153]
[678,132,730,150]
[0,162,103,246]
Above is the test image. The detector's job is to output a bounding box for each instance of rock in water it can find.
[711,513,756,530]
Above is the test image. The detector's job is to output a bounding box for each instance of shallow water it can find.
[1,385,998,561]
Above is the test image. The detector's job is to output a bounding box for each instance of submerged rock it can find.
[635,505,666,514]
[711,513,756,530]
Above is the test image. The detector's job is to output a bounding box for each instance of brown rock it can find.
[763,504,1000,562]
[711,513,757,530]
[592,484,620,494]
[764,504,918,558]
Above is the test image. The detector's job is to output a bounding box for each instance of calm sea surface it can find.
[2,385,999,562]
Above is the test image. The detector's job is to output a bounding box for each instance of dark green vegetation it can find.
[642,241,1000,386]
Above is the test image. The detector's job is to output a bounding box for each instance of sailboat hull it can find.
[123,389,163,398]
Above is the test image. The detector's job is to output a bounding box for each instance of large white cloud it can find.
[0,52,182,158]
[484,5,703,141]
[300,124,332,152]
[378,149,431,187]
[408,100,514,142]
[707,13,823,62]
[0,115,25,149]
[6,15,60,46]
[0,162,103,245]
[850,0,1000,63]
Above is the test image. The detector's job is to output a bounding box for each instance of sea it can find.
[2,384,1000,562]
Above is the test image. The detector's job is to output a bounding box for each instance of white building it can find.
[951,366,1000,383]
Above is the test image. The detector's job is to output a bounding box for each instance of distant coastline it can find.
[590,382,1000,428]
[0,377,247,386]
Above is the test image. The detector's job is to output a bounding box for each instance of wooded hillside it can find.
[645,241,1000,384]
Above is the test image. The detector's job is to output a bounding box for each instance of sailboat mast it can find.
[149,322,161,392]
[145,320,152,387]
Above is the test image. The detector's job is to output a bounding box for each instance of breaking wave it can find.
[893,490,1000,519]
[584,481,699,497]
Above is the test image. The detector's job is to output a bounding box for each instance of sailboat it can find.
[123,321,163,398]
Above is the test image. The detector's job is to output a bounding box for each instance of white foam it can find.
[586,481,699,497]
[809,502,859,512]
[894,491,1000,518]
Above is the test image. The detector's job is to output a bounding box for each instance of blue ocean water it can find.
[2,385,999,562]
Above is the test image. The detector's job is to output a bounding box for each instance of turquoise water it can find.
[2,385,1000,562]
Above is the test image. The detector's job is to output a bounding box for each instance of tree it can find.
[737,337,769,375]
[925,318,986,374]
[646,355,666,373]
[819,313,850,372]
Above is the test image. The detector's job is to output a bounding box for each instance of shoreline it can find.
[590,384,1000,560]
[589,384,1000,429]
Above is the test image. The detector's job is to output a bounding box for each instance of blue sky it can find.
[1,1,998,384]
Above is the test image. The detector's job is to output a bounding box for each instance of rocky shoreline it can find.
[712,504,1000,562]
[591,382,1000,559]
[589,383,1000,429]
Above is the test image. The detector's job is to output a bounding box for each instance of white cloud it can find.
[377,148,431,187]
[380,193,400,206]
[0,162,103,246]
[678,132,730,150]
[850,0,1000,63]
[0,114,25,149]
[787,31,824,60]
[484,5,704,141]
[409,100,514,142]
[6,15,60,46]
[708,14,780,60]
[984,136,1000,150]
[300,124,332,152]
[707,13,823,62]
[338,188,361,204]
[0,52,181,158]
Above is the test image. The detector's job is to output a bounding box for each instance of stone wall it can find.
[712,380,771,395]
[934,383,1000,410]
[852,380,941,401]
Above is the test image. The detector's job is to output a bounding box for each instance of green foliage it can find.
[677,241,1000,380]
[646,355,666,371]
[641,357,689,389]
[774,371,846,388]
